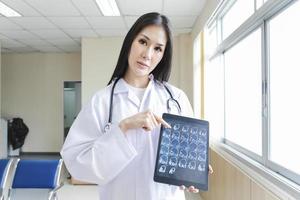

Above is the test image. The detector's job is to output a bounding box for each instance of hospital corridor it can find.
[1,0,300,200]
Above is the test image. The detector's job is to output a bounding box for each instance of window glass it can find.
[256,0,264,10]
[193,34,201,118]
[256,0,269,10]
[222,0,254,40]
[269,0,300,174]
[206,24,217,58]
[224,29,262,155]
[204,56,224,139]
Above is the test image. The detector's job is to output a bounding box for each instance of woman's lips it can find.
[137,61,149,68]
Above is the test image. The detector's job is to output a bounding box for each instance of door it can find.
[64,81,81,140]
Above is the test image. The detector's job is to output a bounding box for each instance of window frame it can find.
[204,0,300,198]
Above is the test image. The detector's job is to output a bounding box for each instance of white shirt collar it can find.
[113,74,154,94]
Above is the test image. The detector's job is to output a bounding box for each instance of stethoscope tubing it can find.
[104,77,181,132]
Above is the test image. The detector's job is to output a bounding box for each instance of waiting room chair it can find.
[8,159,63,200]
[0,159,13,200]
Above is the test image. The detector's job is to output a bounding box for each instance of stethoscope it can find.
[104,77,181,132]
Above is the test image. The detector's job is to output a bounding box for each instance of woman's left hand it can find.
[179,164,213,193]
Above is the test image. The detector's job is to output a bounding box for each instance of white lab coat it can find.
[61,76,194,200]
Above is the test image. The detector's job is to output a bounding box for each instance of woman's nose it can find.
[142,48,153,60]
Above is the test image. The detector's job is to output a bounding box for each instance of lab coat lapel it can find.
[139,77,155,112]
[113,78,140,108]
[113,76,156,110]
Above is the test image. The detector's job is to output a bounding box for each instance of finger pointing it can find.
[154,115,171,128]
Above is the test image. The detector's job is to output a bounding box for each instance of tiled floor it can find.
[59,164,99,200]
[57,180,99,200]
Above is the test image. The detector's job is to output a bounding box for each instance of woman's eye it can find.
[154,47,162,52]
[139,39,147,45]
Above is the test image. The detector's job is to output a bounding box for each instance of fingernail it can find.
[166,123,171,128]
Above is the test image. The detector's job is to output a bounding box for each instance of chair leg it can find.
[49,192,58,200]
[7,188,11,200]
[52,192,58,200]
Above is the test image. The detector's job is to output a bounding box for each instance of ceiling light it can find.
[0,1,21,17]
[95,0,120,16]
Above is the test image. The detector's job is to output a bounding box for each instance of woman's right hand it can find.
[119,110,171,133]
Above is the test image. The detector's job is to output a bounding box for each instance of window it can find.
[269,0,300,175]
[204,56,224,139]
[193,34,201,118]
[222,0,254,40]
[206,22,217,57]
[224,29,262,155]
[204,0,300,191]
[204,24,224,140]
[256,0,269,10]
[256,0,264,9]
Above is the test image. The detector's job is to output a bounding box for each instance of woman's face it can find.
[126,25,167,81]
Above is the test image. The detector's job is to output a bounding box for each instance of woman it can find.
[61,12,210,200]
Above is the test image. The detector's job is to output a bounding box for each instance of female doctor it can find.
[61,12,211,200]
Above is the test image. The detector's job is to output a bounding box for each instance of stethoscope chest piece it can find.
[104,123,111,133]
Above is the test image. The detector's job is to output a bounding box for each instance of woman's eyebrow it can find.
[140,34,165,46]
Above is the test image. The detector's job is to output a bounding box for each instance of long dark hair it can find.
[108,12,173,85]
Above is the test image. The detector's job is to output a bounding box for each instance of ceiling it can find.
[0,0,206,53]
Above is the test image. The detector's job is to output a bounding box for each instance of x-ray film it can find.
[154,113,209,191]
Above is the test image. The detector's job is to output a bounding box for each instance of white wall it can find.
[174,34,193,106]
[81,37,123,105]
[1,34,193,153]
[1,53,81,152]
[81,35,194,106]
